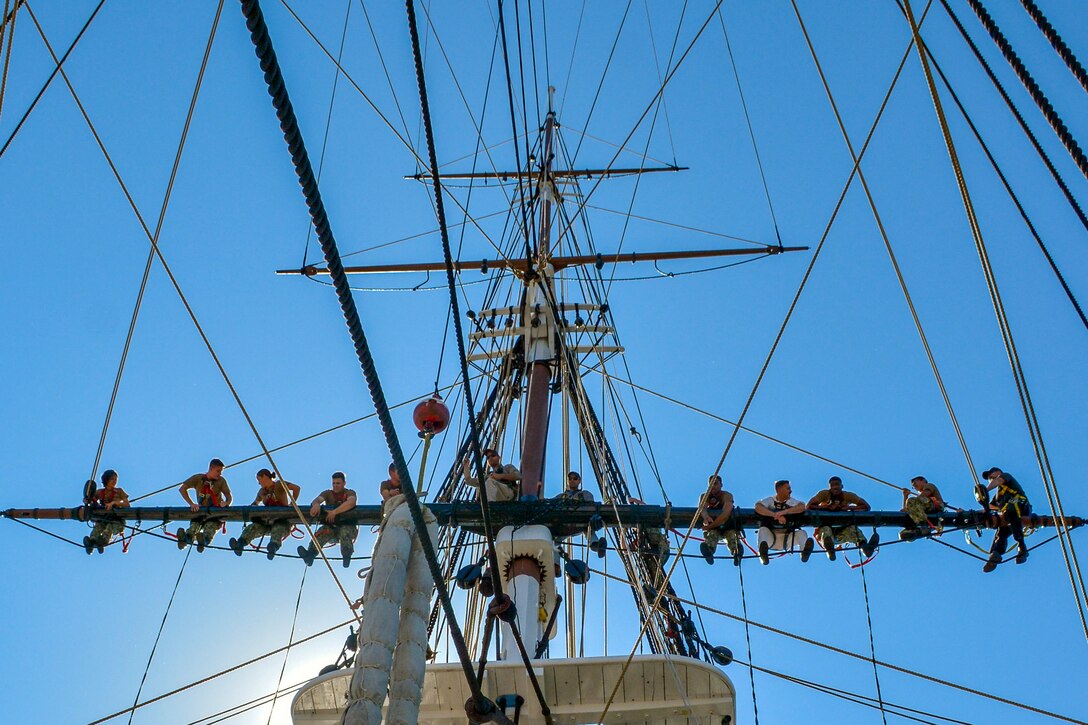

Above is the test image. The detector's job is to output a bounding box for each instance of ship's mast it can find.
[519,87,558,498]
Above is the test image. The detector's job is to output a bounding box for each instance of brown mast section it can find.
[518,101,558,498]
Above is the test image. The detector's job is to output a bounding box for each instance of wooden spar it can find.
[277,245,808,277]
[5,504,1083,535]
[405,165,687,181]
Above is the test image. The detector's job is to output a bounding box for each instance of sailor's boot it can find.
[228,537,245,557]
[298,544,317,567]
[820,530,836,561]
[83,536,94,555]
[800,537,814,563]
[266,540,280,561]
[341,542,354,568]
[700,541,715,565]
[176,528,190,550]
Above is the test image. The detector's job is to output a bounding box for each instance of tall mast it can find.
[519,87,558,498]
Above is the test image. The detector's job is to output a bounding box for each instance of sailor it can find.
[981,466,1032,572]
[298,471,358,568]
[554,471,594,503]
[228,468,301,560]
[462,448,521,502]
[379,463,403,503]
[807,476,878,560]
[699,475,742,566]
[84,469,129,555]
[177,458,232,552]
[900,475,944,540]
[630,497,671,567]
[754,480,813,565]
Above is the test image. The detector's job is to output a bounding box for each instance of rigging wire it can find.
[300,0,352,270]
[962,0,1088,180]
[267,567,307,724]
[127,547,192,725]
[590,566,1088,725]
[1018,0,1088,93]
[893,1,1088,332]
[716,6,784,250]
[497,0,535,265]
[598,10,931,718]
[859,565,889,725]
[937,0,1088,234]
[0,0,19,123]
[0,0,104,161]
[73,0,224,488]
[736,559,760,725]
[568,0,632,166]
[89,618,355,724]
[902,0,1088,640]
[187,678,309,725]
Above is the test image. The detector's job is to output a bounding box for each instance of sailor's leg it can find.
[339,525,360,566]
[386,515,439,724]
[904,498,930,527]
[989,524,1011,558]
[270,520,293,544]
[837,525,864,546]
[200,519,221,546]
[703,528,721,551]
[343,507,414,725]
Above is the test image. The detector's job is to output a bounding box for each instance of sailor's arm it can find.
[754,501,775,518]
[179,480,199,512]
[462,458,480,487]
[491,465,521,483]
[309,493,326,517]
[708,496,735,528]
[221,483,233,507]
[806,494,825,510]
[327,494,357,522]
[107,489,130,510]
[285,481,302,501]
[850,494,871,512]
[782,502,806,516]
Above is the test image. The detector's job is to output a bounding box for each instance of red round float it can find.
[413,394,451,435]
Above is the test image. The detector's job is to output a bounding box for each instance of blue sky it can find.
[1,1,1086,723]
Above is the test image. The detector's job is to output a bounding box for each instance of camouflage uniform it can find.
[311,487,359,549]
[641,528,671,562]
[180,474,231,546]
[702,488,741,558]
[810,490,867,548]
[89,486,129,548]
[904,482,943,526]
[814,524,864,547]
[239,482,296,547]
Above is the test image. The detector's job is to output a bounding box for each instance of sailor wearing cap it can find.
[981,466,1032,573]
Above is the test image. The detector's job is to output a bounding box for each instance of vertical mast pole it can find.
[519,88,557,498]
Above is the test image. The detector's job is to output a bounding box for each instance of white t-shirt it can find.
[757,495,802,512]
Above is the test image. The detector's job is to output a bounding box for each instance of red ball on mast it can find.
[413,394,450,435]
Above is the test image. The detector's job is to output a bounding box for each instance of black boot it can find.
[229,537,245,557]
[341,543,354,568]
[83,536,94,555]
[266,540,280,561]
[700,542,715,565]
[176,528,190,550]
[298,544,317,567]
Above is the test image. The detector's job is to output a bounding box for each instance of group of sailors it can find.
[691,468,1032,572]
[84,458,393,568]
[84,452,1033,574]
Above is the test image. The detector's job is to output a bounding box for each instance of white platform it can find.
[291,654,736,724]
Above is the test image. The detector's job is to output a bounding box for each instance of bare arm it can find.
[327,495,357,522]
[309,493,325,517]
[708,498,735,528]
[782,502,806,516]
[754,502,775,518]
[179,483,198,512]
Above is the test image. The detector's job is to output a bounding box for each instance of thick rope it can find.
[1018,0,1088,93]
[736,561,760,725]
[963,0,1088,180]
[894,4,1088,332]
[937,0,1088,233]
[903,0,1088,640]
[0,0,17,123]
[239,0,497,712]
[127,548,191,725]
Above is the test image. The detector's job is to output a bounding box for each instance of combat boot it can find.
[341,542,354,568]
[699,541,715,565]
[298,544,317,567]
[83,536,94,555]
[266,540,280,561]
[228,537,245,557]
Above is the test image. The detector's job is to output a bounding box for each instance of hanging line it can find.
[127,547,192,725]
[1018,0,1088,93]
[859,566,888,725]
[737,559,760,725]
[0,0,19,123]
[903,0,1088,641]
[267,566,307,725]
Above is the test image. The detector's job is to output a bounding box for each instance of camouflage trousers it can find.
[240,519,293,546]
[186,519,223,545]
[642,529,671,561]
[704,526,741,555]
[313,524,358,549]
[89,520,124,547]
[815,524,864,546]
[904,497,935,526]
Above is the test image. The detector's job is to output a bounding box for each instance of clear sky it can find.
[1,1,1087,724]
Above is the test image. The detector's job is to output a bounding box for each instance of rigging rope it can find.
[1018,0,1088,93]
[736,559,760,725]
[859,566,888,725]
[240,1,501,716]
[903,0,1088,641]
[591,567,1088,725]
[127,547,191,725]
[90,618,354,724]
[0,0,18,124]
[962,0,1088,180]
[267,566,307,724]
[80,0,224,487]
[0,0,104,161]
[936,0,1088,233]
[894,3,1088,332]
